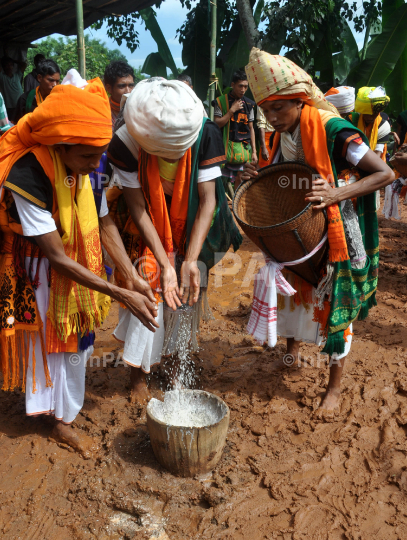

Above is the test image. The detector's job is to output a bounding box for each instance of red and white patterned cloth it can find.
[247,234,328,347]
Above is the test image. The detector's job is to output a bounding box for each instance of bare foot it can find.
[281,338,301,368]
[130,367,151,406]
[319,388,341,411]
[50,421,98,459]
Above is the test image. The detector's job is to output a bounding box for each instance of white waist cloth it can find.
[247,234,352,360]
[114,301,187,371]
[25,258,93,424]
[114,304,165,372]
[247,234,327,348]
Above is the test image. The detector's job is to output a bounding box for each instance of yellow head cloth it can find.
[244,48,338,114]
[355,86,390,115]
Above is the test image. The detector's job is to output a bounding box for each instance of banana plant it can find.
[139,7,178,78]
[347,2,407,88]
[331,19,360,85]
[381,0,407,118]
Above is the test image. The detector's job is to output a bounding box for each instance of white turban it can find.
[123,78,203,159]
[61,68,88,89]
[324,86,355,115]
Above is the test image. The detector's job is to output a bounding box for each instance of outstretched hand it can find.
[179,260,200,306]
[121,290,159,332]
[161,263,181,311]
[124,266,156,304]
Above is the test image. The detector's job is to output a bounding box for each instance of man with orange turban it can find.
[241,49,394,416]
[0,77,158,457]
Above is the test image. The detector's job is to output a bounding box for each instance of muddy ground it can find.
[2,196,407,539]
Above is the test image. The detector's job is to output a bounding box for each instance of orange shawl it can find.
[137,149,192,291]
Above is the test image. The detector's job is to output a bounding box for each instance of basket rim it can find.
[232,161,318,231]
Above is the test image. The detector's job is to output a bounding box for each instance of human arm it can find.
[99,213,155,302]
[305,149,395,210]
[214,99,243,129]
[392,150,407,177]
[391,131,400,148]
[122,186,181,310]
[180,180,216,305]
[34,229,159,331]
[249,122,257,165]
[258,127,269,163]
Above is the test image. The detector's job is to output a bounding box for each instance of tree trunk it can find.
[236,0,261,50]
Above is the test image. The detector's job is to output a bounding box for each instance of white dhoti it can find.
[24,258,93,424]
[277,274,353,360]
[114,304,165,373]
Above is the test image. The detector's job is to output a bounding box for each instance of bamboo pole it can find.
[76,0,86,79]
[208,0,217,121]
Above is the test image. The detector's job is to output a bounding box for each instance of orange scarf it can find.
[267,101,349,262]
[137,148,192,291]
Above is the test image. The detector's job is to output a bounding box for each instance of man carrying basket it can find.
[240,49,394,415]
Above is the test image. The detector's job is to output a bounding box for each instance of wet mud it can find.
[2,197,407,539]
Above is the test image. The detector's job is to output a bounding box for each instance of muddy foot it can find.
[50,422,98,459]
[130,367,152,406]
[312,390,342,422]
[130,378,152,406]
[319,388,341,411]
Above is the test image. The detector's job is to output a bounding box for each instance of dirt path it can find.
[2,197,407,539]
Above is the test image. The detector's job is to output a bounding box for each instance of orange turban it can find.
[0,78,112,185]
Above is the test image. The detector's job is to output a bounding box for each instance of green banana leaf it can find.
[383,52,407,122]
[382,0,407,121]
[332,19,359,85]
[140,7,178,78]
[141,52,168,78]
[313,25,335,88]
[223,0,264,87]
[347,3,407,88]
[181,0,227,100]
[382,0,405,26]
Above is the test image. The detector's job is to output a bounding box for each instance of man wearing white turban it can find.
[107,78,242,403]
[324,86,355,117]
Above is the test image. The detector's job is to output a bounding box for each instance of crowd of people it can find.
[0,48,407,455]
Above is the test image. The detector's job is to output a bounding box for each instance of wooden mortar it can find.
[146,390,230,477]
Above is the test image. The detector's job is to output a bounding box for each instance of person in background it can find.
[177,73,193,88]
[23,53,45,94]
[348,86,398,209]
[257,106,274,168]
[0,91,12,133]
[103,61,136,129]
[14,59,60,123]
[212,70,257,194]
[324,86,355,118]
[0,56,24,123]
[178,72,208,117]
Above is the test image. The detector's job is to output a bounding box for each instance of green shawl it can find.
[322,117,379,355]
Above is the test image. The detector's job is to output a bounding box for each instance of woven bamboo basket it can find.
[233,162,328,287]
